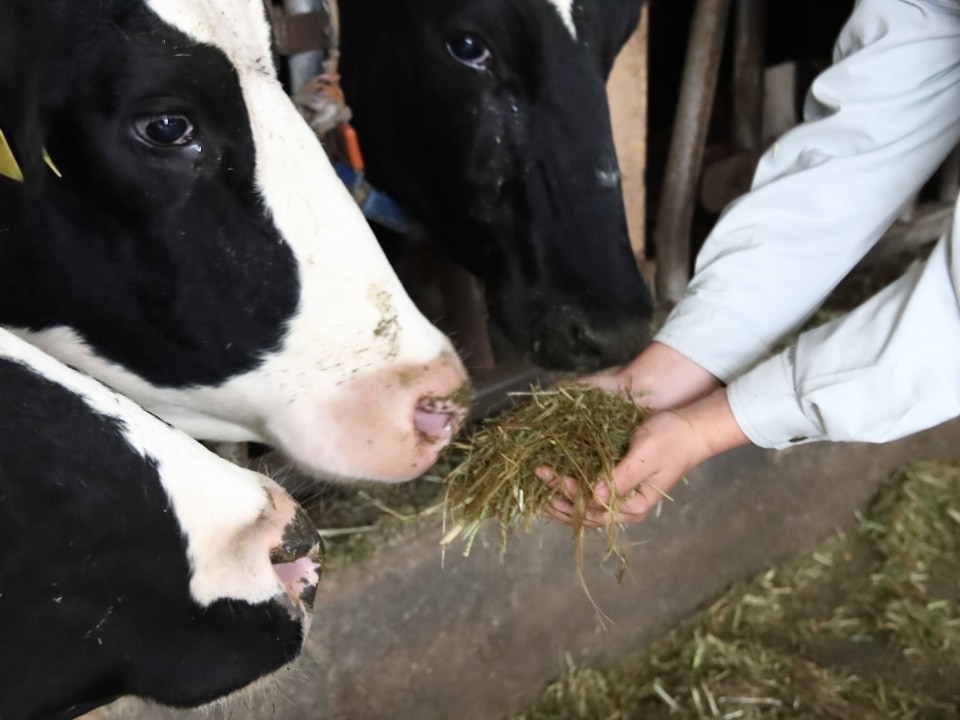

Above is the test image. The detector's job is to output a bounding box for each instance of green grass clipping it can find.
[440,384,649,588]
[510,460,960,719]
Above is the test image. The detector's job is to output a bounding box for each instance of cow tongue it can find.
[414,406,453,440]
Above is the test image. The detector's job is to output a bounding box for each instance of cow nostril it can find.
[270,505,325,607]
[533,306,652,372]
[270,505,324,566]
[271,556,321,610]
[271,505,323,610]
[414,386,471,441]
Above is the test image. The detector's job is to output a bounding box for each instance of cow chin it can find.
[265,350,471,483]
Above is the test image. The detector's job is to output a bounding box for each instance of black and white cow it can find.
[0,0,469,485]
[337,0,654,371]
[0,329,323,720]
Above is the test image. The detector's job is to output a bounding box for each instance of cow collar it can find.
[0,127,62,182]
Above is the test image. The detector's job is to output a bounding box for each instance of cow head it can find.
[0,330,323,718]
[339,0,654,372]
[0,0,469,484]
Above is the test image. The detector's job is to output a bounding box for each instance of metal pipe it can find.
[284,0,326,93]
[652,0,733,309]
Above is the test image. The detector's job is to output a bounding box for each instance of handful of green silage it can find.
[440,383,652,583]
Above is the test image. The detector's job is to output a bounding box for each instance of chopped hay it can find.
[511,461,960,719]
[299,384,650,582]
[295,471,450,573]
[441,384,649,585]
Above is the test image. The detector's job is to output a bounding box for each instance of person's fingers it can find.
[546,485,615,527]
[535,466,567,487]
[535,467,581,501]
[543,503,573,524]
[580,372,630,392]
[617,485,656,516]
[534,466,556,486]
[548,485,659,526]
[608,426,655,497]
[539,467,590,527]
[590,476,615,505]
[538,462,667,527]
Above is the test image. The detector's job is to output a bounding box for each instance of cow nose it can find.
[532,304,652,372]
[270,505,324,609]
[414,391,470,443]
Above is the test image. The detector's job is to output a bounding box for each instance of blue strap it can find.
[333,161,414,235]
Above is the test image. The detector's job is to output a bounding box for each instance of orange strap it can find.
[338,123,364,172]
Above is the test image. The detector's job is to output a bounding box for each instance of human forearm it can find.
[613,341,721,411]
[658,0,960,382]
[730,212,960,449]
[673,387,751,464]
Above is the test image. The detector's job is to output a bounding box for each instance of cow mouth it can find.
[272,555,322,609]
[270,506,324,610]
[414,393,470,444]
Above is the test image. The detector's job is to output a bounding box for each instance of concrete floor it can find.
[87,418,960,720]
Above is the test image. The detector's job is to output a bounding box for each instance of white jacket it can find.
[655,0,960,448]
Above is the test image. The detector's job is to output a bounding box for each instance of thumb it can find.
[578,372,631,393]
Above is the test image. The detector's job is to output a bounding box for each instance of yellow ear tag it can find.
[43,149,62,178]
[0,127,25,183]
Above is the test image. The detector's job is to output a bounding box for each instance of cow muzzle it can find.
[270,504,324,615]
[414,392,470,445]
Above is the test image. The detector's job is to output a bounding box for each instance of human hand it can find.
[581,341,722,412]
[538,388,749,526]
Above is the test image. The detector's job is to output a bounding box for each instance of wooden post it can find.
[607,6,649,265]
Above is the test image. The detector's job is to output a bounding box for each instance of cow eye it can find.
[446,35,491,69]
[133,114,195,147]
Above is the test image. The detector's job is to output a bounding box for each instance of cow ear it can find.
[0,0,46,184]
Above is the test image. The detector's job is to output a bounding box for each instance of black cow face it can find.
[0,330,322,720]
[339,0,654,371]
[0,0,469,484]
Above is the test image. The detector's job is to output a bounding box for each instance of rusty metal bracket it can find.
[269,6,332,56]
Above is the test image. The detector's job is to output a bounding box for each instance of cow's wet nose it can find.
[533,304,652,372]
[270,505,324,609]
[414,389,471,443]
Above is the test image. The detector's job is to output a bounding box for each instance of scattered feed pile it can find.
[511,461,960,719]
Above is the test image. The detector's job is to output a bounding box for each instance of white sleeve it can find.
[728,205,960,448]
[655,0,960,382]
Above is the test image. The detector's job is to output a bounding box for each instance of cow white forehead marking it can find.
[145,0,274,74]
[544,0,577,39]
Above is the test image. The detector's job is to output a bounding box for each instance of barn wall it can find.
[607,6,648,260]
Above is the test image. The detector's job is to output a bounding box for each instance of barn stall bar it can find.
[84,0,960,718]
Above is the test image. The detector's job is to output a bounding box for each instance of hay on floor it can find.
[511,461,960,720]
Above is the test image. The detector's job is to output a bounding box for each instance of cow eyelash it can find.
[445,34,492,70]
[133,114,196,147]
